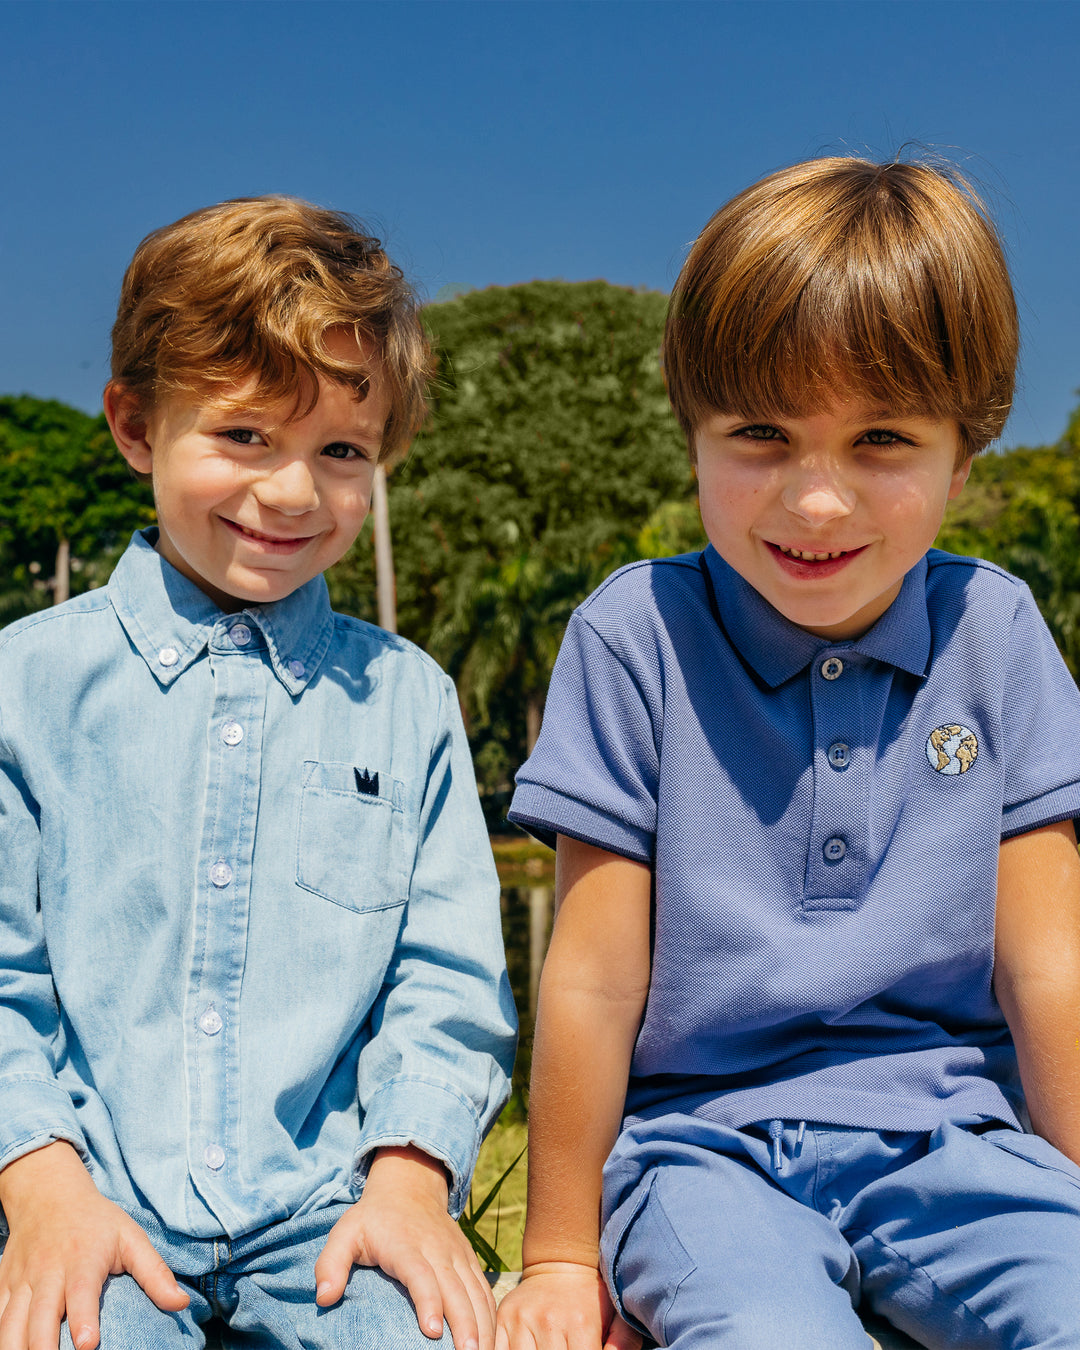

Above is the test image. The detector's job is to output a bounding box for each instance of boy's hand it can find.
[495,1262,642,1350]
[0,1140,188,1350]
[314,1144,496,1350]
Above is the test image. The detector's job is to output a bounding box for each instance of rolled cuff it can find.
[508,783,654,864]
[0,1075,87,1174]
[354,1074,485,1218]
[1001,782,1080,840]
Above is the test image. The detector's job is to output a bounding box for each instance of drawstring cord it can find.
[767,1120,808,1172]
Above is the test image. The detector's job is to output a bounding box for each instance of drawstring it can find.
[767,1119,808,1172]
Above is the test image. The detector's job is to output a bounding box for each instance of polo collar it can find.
[108,529,335,694]
[700,545,932,688]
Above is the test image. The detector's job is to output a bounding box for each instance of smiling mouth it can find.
[777,545,850,561]
[227,520,312,546]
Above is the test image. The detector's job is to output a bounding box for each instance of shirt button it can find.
[198,1006,223,1036]
[823,837,847,862]
[229,623,252,647]
[221,720,244,746]
[827,742,851,770]
[158,647,179,668]
[209,860,233,888]
[204,1143,226,1171]
[288,659,306,679]
[820,657,844,681]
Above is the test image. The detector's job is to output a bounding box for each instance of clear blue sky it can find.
[2,0,1078,449]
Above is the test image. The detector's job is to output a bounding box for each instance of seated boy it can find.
[499,158,1080,1348]
[0,196,516,1350]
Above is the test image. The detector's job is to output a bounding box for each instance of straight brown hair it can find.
[663,157,1019,460]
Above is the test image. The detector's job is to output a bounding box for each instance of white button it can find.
[823,837,847,861]
[827,742,851,769]
[158,647,179,668]
[288,660,306,679]
[229,624,252,647]
[204,1143,226,1171]
[221,721,244,746]
[209,860,233,888]
[821,657,844,681]
[198,1006,223,1036]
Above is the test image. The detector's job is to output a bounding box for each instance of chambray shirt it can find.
[0,530,515,1239]
[510,546,1080,1132]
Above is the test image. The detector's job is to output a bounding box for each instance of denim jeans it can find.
[48,1205,453,1350]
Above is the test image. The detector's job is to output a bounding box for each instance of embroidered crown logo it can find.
[926,725,978,776]
[354,767,380,796]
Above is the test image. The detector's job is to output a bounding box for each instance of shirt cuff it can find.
[354,1074,484,1219]
[0,1076,87,1174]
[1002,782,1080,840]
[508,783,654,863]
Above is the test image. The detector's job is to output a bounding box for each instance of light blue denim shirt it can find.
[0,530,516,1239]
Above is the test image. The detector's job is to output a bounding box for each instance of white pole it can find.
[371,464,396,633]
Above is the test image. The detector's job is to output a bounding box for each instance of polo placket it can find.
[185,617,269,1231]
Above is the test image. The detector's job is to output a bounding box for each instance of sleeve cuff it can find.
[354,1074,484,1218]
[0,1076,86,1174]
[508,783,654,864]
[1002,782,1080,840]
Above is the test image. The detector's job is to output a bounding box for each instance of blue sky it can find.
[2,0,1078,448]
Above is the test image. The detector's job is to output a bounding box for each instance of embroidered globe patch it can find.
[926,724,979,775]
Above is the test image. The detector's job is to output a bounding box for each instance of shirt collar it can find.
[107,529,336,694]
[700,545,932,687]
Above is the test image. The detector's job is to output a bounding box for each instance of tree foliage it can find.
[328,280,698,820]
[0,396,153,618]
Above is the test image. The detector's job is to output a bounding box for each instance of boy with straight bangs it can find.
[499,158,1080,1349]
[0,196,516,1350]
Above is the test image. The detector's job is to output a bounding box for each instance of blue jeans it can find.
[601,1117,1080,1349]
[44,1204,452,1349]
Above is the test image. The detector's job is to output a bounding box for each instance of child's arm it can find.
[496,836,652,1350]
[0,1140,188,1350]
[993,818,1080,1162]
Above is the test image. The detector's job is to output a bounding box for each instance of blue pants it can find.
[42,1204,451,1349]
[600,1117,1080,1349]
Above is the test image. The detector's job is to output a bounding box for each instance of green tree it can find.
[328,281,696,818]
[0,396,154,617]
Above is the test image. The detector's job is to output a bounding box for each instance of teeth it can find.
[780,546,845,561]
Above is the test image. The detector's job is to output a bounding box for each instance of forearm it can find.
[996,966,1080,1161]
[522,977,643,1269]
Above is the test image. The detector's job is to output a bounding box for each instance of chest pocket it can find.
[296,760,408,913]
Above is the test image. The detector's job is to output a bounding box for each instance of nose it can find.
[781,460,855,524]
[253,457,319,515]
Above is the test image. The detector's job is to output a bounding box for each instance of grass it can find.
[462,1113,528,1271]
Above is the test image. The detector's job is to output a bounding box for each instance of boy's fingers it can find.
[119,1231,188,1311]
[603,1313,642,1350]
[64,1276,104,1350]
[24,1279,64,1350]
[312,1231,353,1306]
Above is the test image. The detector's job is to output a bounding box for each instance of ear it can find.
[948,455,973,500]
[104,382,154,477]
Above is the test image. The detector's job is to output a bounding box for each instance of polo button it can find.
[820,657,844,681]
[288,660,306,679]
[198,1006,223,1036]
[823,837,847,861]
[827,742,851,769]
[204,1143,226,1171]
[221,721,244,746]
[158,647,179,668]
[229,624,252,647]
[209,860,233,888]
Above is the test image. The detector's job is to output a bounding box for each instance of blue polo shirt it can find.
[509,547,1080,1132]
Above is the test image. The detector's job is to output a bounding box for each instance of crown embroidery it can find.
[354,767,380,796]
[926,725,978,775]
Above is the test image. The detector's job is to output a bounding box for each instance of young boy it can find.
[499,158,1080,1349]
[0,197,516,1350]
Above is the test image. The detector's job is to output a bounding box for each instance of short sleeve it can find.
[1000,585,1080,839]
[509,610,660,862]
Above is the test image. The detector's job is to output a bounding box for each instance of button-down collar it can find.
[701,545,931,687]
[108,529,335,695]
